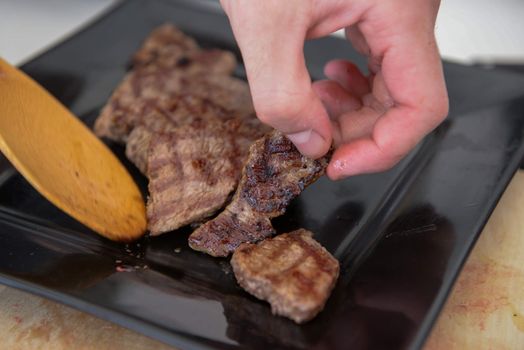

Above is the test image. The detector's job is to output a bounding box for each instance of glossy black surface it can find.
[1,1,524,349]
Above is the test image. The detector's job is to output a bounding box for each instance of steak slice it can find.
[94,24,247,143]
[125,126,154,174]
[123,93,253,174]
[131,23,236,74]
[131,23,199,69]
[188,131,330,257]
[94,70,254,143]
[231,229,339,324]
[146,119,267,235]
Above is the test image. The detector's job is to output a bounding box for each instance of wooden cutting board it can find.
[1,171,524,350]
[426,170,524,349]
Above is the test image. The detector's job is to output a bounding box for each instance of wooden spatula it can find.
[0,58,146,241]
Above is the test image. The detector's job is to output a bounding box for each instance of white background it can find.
[0,0,523,65]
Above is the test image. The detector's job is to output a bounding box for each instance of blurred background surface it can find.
[0,0,523,66]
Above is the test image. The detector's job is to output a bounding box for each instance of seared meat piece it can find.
[131,23,200,68]
[131,23,198,69]
[94,70,254,143]
[131,94,233,134]
[123,93,252,174]
[231,229,339,324]
[125,126,154,174]
[146,119,267,235]
[94,24,249,143]
[131,23,236,73]
[188,131,330,257]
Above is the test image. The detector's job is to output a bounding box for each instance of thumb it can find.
[222,1,332,158]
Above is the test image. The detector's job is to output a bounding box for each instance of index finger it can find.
[220,0,333,158]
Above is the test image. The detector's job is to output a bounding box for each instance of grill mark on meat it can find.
[149,193,228,219]
[130,24,198,70]
[95,72,254,143]
[146,120,267,235]
[277,233,337,275]
[176,56,191,67]
[231,229,339,324]
[154,95,232,120]
[149,156,223,194]
[130,25,236,73]
[123,92,257,174]
[188,202,275,255]
[129,71,140,98]
[125,127,154,174]
[147,155,177,171]
[94,24,250,143]
[95,24,273,236]
[188,131,330,257]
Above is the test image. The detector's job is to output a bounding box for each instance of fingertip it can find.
[323,60,369,97]
[323,59,345,78]
[327,138,403,179]
[312,80,362,118]
[327,154,355,180]
[324,59,359,77]
[326,161,345,181]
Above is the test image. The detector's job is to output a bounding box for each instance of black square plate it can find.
[1,1,524,349]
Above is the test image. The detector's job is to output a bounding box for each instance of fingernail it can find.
[286,129,326,158]
[286,130,312,144]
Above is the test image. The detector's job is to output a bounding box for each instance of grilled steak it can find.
[123,93,254,174]
[231,229,339,324]
[131,23,198,69]
[131,23,235,73]
[146,119,267,235]
[94,68,253,143]
[125,126,154,174]
[95,24,270,233]
[94,24,250,143]
[188,131,330,257]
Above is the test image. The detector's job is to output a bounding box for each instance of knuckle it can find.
[415,89,449,131]
[373,133,408,170]
[436,94,450,120]
[426,85,449,115]
[253,90,307,127]
[426,92,450,129]
[379,150,404,170]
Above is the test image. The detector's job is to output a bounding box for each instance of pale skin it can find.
[220,0,449,180]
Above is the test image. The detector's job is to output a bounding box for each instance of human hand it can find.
[220,0,448,179]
